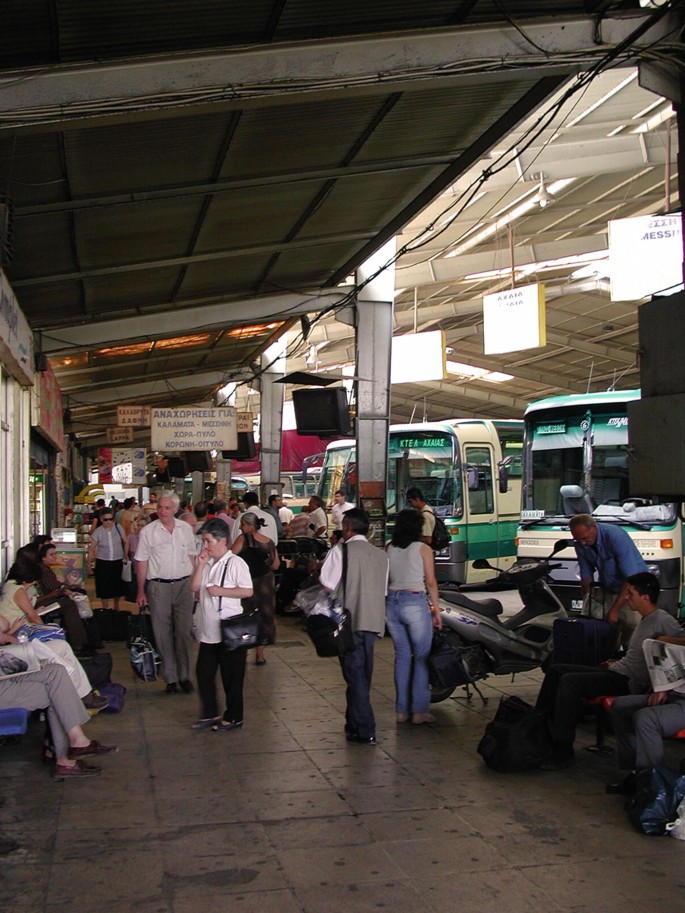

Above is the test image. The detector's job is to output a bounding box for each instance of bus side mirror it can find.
[498,465,508,494]
[497,455,513,494]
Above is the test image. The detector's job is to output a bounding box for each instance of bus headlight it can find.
[647,564,660,578]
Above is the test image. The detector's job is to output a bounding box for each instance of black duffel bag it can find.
[428,630,475,690]
[477,695,553,772]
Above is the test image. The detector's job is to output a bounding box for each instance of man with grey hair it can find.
[135,491,197,694]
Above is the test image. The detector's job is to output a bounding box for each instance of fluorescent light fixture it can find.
[445,179,575,258]
[631,104,675,134]
[464,249,607,283]
[446,361,514,383]
[564,72,637,129]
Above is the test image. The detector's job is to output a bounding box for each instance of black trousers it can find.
[196,641,246,723]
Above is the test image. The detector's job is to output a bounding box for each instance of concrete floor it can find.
[2,614,685,913]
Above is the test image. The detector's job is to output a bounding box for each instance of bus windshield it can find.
[387,431,460,515]
[525,406,676,524]
[318,444,355,506]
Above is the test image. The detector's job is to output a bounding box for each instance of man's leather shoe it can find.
[165,683,178,695]
[606,772,637,795]
[346,733,376,745]
[180,680,194,694]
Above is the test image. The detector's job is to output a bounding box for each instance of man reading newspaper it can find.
[607,632,685,795]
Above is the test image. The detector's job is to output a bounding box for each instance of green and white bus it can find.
[517,390,683,616]
[318,419,523,585]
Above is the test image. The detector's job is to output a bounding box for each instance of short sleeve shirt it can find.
[574,524,647,593]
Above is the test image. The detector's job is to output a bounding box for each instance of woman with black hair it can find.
[231,512,279,665]
[386,508,441,725]
[190,518,253,732]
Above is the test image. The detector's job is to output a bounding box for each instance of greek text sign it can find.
[151,407,237,451]
[483,283,546,354]
[117,406,151,427]
[107,427,134,443]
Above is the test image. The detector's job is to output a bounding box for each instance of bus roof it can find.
[525,389,640,415]
[323,419,523,450]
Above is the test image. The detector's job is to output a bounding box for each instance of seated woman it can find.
[33,543,89,653]
[0,556,107,711]
[231,512,279,665]
[0,635,115,778]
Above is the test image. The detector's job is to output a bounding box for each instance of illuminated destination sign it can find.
[390,434,451,452]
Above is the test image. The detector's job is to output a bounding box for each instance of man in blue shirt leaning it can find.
[570,513,648,650]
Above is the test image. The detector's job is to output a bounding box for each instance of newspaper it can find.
[0,643,41,679]
[643,638,685,693]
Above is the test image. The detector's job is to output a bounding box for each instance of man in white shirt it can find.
[135,491,197,695]
[320,508,388,745]
[307,495,328,538]
[331,490,355,530]
[242,492,278,544]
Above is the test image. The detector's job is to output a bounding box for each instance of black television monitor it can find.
[222,432,257,460]
[292,387,350,436]
[185,451,213,472]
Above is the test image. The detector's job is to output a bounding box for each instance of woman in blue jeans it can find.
[386,509,441,725]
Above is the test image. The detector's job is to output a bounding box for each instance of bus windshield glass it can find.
[318,444,355,506]
[525,407,676,524]
[387,431,459,515]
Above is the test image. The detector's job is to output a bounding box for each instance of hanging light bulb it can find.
[537,174,554,208]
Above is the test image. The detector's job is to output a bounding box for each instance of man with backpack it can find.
[407,488,435,546]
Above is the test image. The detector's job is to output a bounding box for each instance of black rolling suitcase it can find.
[553,617,612,666]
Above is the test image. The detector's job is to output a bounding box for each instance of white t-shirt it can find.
[195,552,253,644]
[308,507,328,538]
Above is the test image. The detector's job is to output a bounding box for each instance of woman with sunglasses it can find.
[87,512,128,611]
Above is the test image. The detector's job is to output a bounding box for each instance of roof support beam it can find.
[40,291,349,354]
[0,13,673,132]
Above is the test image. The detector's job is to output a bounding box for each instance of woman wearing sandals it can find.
[385,508,442,725]
[189,518,253,732]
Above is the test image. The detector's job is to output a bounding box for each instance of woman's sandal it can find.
[255,658,267,666]
[211,720,243,732]
[191,717,221,730]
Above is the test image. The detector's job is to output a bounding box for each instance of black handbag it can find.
[220,612,262,651]
[306,608,354,657]
[305,544,355,657]
[215,558,264,651]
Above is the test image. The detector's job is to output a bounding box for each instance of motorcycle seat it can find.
[440,590,503,617]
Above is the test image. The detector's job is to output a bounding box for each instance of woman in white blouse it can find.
[87,510,128,611]
[189,518,253,732]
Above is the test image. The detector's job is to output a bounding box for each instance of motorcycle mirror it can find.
[551,538,575,556]
[472,558,496,570]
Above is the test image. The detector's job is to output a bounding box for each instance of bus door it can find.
[463,444,498,579]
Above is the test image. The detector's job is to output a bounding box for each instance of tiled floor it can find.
[3,615,685,913]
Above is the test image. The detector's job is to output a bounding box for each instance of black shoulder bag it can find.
[305,543,355,657]
[218,556,265,651]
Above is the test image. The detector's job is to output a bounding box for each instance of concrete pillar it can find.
[259,337,286,503]
[354,238,395,543]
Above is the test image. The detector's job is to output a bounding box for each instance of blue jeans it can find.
[339,632,378,739]
[386,590,433,715]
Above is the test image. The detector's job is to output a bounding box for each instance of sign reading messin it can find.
[118,406,151,427]
[151,407,237,451]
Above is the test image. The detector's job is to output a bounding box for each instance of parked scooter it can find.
[431,539,572,703]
